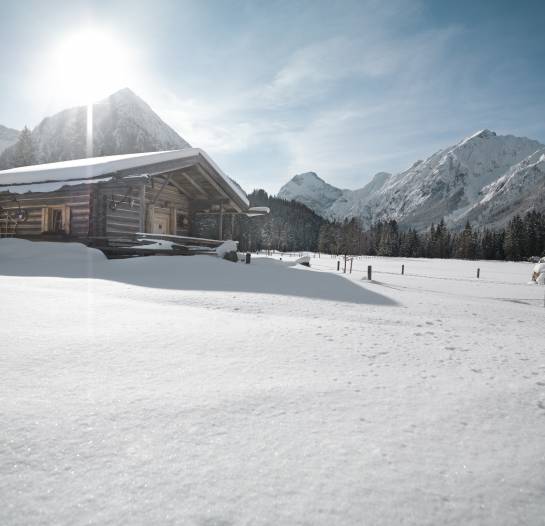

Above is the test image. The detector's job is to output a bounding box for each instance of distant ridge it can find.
[278,130,545,229]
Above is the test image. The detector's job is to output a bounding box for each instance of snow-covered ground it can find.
[1,240,544,525]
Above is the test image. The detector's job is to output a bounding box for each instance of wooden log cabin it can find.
[0,149,254,254]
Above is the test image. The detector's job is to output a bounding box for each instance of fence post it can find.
[367,265,372,280]
[337,261,340,271]
[477,268,480,279]
[350,258,353,274]
[401,264,405,275]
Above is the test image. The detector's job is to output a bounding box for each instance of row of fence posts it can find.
[331,257,543,309]
[335,260,483,280]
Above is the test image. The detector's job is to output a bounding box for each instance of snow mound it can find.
[0,239,106,277]
[0,239,395,305]
[215,240,238,258]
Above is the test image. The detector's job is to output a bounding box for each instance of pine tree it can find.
[13,126,35,167]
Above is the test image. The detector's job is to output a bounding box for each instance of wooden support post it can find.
[402,264,405,275]
[368,265,372,281]
[151,174,171,205]
[231,213,235,240]
[139,184,146,232]
[218,202,224,240]
[477,268,480,279]
[337,261,340,271]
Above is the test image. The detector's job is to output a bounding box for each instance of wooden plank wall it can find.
[0,187,92,237]
[144,178,191,236]
[94,178,191,237]
[94,182,142,236]
[0,176,194,240]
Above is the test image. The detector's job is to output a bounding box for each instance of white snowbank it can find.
[0,239,394,305]
[215,239,238,258]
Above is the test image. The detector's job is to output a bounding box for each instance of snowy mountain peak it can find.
[278,171,344,217]
[0,89,190,169]
[291,171,324,185]
[468,129,496,140]
[277,130,545,230]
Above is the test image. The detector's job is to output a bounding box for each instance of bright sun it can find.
[48,27,133,103]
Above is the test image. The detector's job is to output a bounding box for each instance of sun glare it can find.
[48,27,132,104]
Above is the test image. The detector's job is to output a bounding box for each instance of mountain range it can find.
[278,130,545,229]
[2,90,543,231]
[0,88,189,168]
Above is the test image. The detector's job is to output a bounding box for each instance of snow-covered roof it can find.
[0,149,249,207]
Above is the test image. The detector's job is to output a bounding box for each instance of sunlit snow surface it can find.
[1,240,544,525]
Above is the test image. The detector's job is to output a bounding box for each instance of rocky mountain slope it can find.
[0,88,189,169]
[0,125,20,155]
[278,130,545,229]
[277,172,344,217]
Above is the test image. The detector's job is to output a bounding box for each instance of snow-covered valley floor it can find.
[1,240,544,525]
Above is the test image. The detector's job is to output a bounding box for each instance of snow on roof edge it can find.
[0,149,249,207]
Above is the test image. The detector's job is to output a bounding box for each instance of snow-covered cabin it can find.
[0,149,251,249]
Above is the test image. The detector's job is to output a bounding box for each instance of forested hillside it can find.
[236,189,326,252]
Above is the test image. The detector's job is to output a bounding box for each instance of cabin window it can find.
[41,205,71,234]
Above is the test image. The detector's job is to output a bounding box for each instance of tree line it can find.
[240,190,545,261]
[0,126,35,169]
[318,213,545,261]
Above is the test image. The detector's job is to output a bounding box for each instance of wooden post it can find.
[349,258,353,274]
[401,264,405,275]
[337,261,340,271]
[367,265,372,280]
[343,256,347,274]
[139,184,146,232]
[218,202,224,240]
[477,268,480,279]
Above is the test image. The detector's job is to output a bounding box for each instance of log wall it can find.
[0,187,92,238]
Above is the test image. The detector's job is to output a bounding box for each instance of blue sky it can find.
[1,0,544,193]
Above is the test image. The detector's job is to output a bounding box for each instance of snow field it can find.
[1,240,544,525]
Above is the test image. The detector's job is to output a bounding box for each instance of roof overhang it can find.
[0,149,249,212]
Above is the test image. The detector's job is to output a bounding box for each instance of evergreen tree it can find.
[13,126,35,167]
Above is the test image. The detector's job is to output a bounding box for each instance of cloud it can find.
[259,37,400,108]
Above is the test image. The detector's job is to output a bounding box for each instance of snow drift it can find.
[0,239,395,305]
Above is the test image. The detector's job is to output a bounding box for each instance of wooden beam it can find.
[190,198,229,212]
[151,175,171,205]
[167,176,193,199]
[180,171,207,198]
[195,164,230,201]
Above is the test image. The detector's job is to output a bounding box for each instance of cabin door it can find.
[152,208,171,235]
